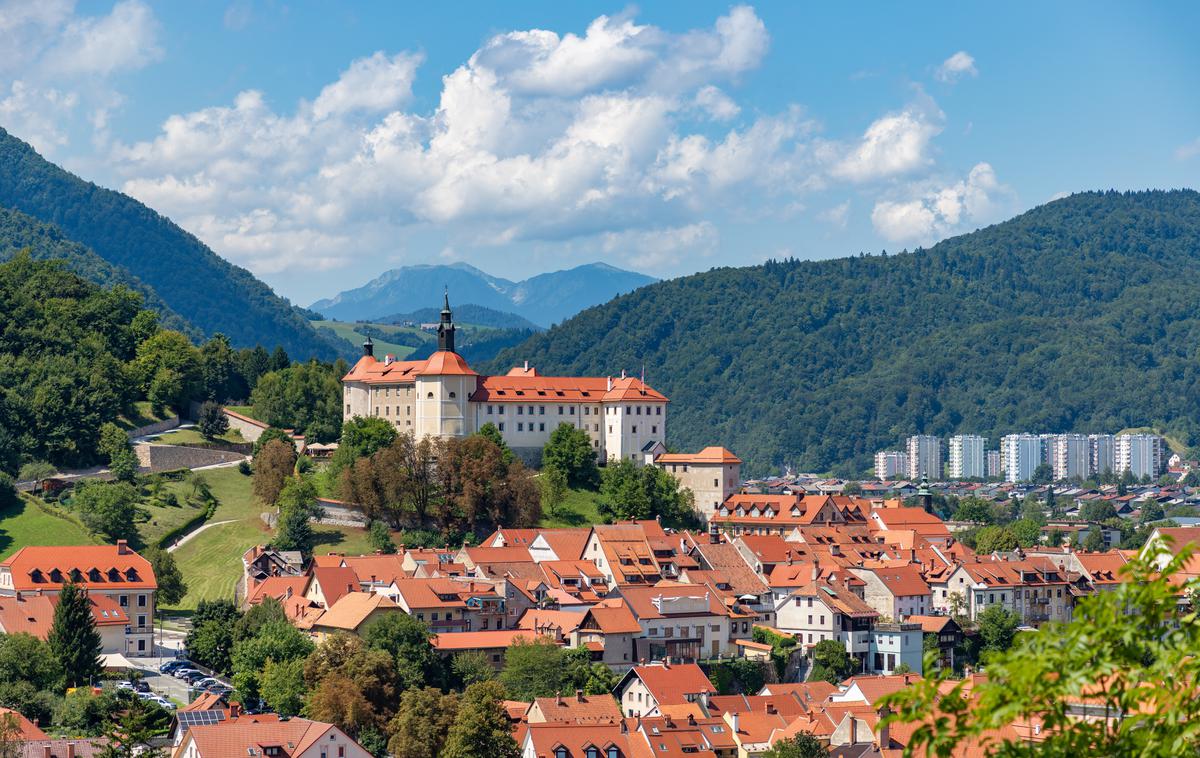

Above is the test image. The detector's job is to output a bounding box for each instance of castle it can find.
[341,294,669,465]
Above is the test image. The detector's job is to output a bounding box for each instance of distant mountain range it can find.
[0,127,337,359]
[371,303,541,331]
[490,190,1200,477]
[310,262,656,327]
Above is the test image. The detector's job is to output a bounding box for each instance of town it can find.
[0,297,1194,757]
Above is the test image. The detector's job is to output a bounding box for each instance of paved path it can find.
[167,519,237,552]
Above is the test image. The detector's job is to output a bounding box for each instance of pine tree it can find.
[49,581,102,688]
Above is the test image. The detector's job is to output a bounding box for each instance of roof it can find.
[309,565,361,606]
[517,609,584,635]
[625,663,716,704]
[0,543,156,591]
[837,674,924,705]
[0,706,47,740]
[578,600,642,634]
[308,591,399,631]
[342,554,407,586]
[0,592,130,639]
[470,374,668,404]
[418,350,477,376]
[860,564,931,598]
[524,723,631,758]
[392,578,471,610]
[431,629,558,651]
[618,585,733,621]
[906,615,959,634]
[530,693,622,724]
[656,447,742,465]
[246,575,310,606]
[182,715,354,757]
[18,741,106,758]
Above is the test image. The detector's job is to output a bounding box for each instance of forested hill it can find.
[0,127,336,359]
[0,205,195,337]
[490,190,1200,476]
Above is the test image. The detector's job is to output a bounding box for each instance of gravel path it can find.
[167,519,237,552]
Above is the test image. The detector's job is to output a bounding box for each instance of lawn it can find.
[117,400,172,431]
[311,319,419,359]
[152,426,246,446]
[539,487,605,528]
[0,495,97,558]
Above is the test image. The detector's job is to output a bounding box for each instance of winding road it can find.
[167,519,237,552]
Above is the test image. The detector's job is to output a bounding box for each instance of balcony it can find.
[429,619,470,632]
[124,626,153,635]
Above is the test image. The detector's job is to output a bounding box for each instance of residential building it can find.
[1052,434,1091,481]
[1115,433,1165,480]
[519,722,632,758]
[173,715,371,758]
[614,662,716,718]
[0,541,157,657]
[874,450,908,481]
[655,447,742,514]
[572,600,642,671]
[986,450,1002,479]
[1001,434,1042,483]
[618,584,750,661]
[947,435,986,479]
[1089,434,1116,478]
[342,296,668,465]
[905,436,942,480]
[848,564,932,621]
[301,592,402,640]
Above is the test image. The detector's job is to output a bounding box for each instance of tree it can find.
[98,422,130,461]
[97,695,167,758]
[976,604,1020,654]
[302,632,399,723]
[253,427,295,456]
[133,330,203,412]
[475,423,513,464]
[1031,463,1053,485]
[368,520,396,554]
[186,600,239,673]
[0,474,17,512]
[974,525,1019,554]
[599,458,695,526]
[539,465,568,519]
[199,333,238,402]
[144,547,187,605]
[234,596,288,642]
[1020,494,1048,525]
[363,612,439,692]
[762,732,826,758]
[808,639,855,684]
[387,688,460,758]
[260,657,307,716]
[499,636,564,700]
[17,461,56,485]
[49,581,102,687]
[253,438,296,505]
[451,650,495,688]
[331,416,398,474]
[1010,518,1043,548]
[272,477,320,557]
[250,361,342,442]
[71,480,139,541]
[0,710,23,758]
[881,545,1200,756]
[108,449,139,483]
[1081,500,1118,523]
[306,673,376,735]
[1140,499,1166,523]
[1083,527,1105,552]
[542,423,599,489]
[231,618,314,703]
[196,401,229,441]
[441,680,521,758]
[952,497,996,524]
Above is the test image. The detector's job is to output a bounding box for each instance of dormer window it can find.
[108,568,121,582]
[586,747,600,758]
[125,568,139,581]
[555,747,568,758]
[88,568,101,582]
[28,569,43,583]
[49,569,63,583]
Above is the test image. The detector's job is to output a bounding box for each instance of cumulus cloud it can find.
[312,51,422,120]
[694,85,740,120]
[935,51,978,83]
[601,221,719,271]
[871,162,1012,243]
[832,98,943,182]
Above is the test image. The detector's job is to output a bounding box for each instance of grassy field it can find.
[312,319,420,358]
[226,405,254,417]
[0,496,97,558]
[117,400,172,431]
[1117,427,1189,455]
[539,487,605,528]
[152,426,246,446]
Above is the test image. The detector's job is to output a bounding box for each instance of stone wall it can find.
[134,443,245,472]
[126,416,181,439]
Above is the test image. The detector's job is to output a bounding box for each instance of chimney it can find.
[556,691,563,705]
[607,376,613,392]
[664,714,674,728]
[576,689,584,702]
[524,360,529,372]
[731,712,740,734]
[810,562,819,582]
[687,713,696,726]
[766,702,777,714]
[785,550,793,566]
[877,705,891,747]
[664,656,671,668]
[230,703,241,718]
[67,744,75,758]
[116,539,128,555]
[849,717,858,745]
[13,591,20,602]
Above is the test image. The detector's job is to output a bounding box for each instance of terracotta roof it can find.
[618,585,734,621]
[391,578,471,610]
[656,447,742,465]
[578,600,642,634]
[181,692,227,712]
[0,592,129,639]
[839,673,924,705]
[418,350,477,376]
[470,374,667,403]
[461,545,533,565]
[626,663,716,705]
[431,629,559,651]
[181,715,358,757]
[530,693,622,724]
[308,591,399,631]
[309,566,361,606]
[246,575,310,606]
[517,609,584,635]
[18,741,106,758]
[757,681,837,702]
[535,531,592,561]
[1075,551,1130,584]
[0,544,156,591]
[341,354,429,385]
[342,554,407,586]
[524,723,632,758]
[906,615,958,634]
[0,707,47,740]
[861,564,931,598]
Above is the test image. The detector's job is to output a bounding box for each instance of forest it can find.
[491,190,1200,476]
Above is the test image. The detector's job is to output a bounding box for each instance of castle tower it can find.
[437,289,455,353]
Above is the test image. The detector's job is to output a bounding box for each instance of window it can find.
[656,407,662,415]
[585,407,590,415]
[539,406,545,415]
[636,406,641,415]
[449,391,456,398]
[556,748,569,758]
[345,404,350,414]
[498,423,505,431]
[487,405,493,415]
[651,426,657,434]
[138,614,146,627]
[558,406,564,415]
[631,426,637,434]
[518,406,524,415]
[528,406,534,415]
[714,479,719,487]
[119,595,128,607]
[426,392,433,399]
[518,422,524,432]
[569,406,575,414]
[539,423,545,432]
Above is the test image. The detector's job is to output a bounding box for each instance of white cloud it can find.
[818,201,850,229]
[44,0,161,77]
[601,221,719,271]
[694,85,740,120]
[312,51,422,120]
[871,162,1012,243]
[1175,137,1200,161]
[935,51,977,83]
[832,99,943,182]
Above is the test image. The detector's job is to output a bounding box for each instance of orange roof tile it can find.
[1,544,156,591]
[626,663,716,705]
[530,693,622,724]
[431,629,559,651]
[656,447,742,465]
[308,592,399,631]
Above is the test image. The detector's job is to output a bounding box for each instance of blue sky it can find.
[2,1,1198,304]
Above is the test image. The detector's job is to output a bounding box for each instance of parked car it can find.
[205,684,232,696]
[193,677,221,690]
[182,671,208,685]
[160,660,191,674]
[115,681,134,691]
[132,679,150,693]
[152,697,177,710]
[172,668,199,679]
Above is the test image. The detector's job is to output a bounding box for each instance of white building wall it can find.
[906,436,942,480]
[1052,434,1090,481]
[874,451,908,480]
[1002,434,1042,482]
[947,435,985,479]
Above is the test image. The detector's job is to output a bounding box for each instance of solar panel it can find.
[179,710,227,731]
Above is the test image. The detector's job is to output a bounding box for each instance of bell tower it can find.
[437,288,456,353]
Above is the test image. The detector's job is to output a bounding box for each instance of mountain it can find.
[0,127,336,359]
[0,205,196,337]
[489,190,1200,476]
[310,262,656,326]
[371,303,542,331]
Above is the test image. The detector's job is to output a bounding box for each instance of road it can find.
[167,519,237,552]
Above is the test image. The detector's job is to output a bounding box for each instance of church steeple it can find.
[438,288,456,353]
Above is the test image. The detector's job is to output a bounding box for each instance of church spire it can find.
[438,288,456,352]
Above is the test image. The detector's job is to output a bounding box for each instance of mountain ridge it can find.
[489,190,1200,476]
[0,127,337,359]
[310,261,656,326]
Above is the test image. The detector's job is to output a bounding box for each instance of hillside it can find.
[491,190,1200,476]
[0,127,335,359]
[310,261,655,326]
[372,303,541,331]
[0,205,195,337]
[313,318,536,365]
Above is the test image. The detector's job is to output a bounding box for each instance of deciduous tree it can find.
[144,547,187,606]
[541,423,599,489]
[196,400,229,441]
[387,687,460,758]
[441,681,520,758]
[253,438,296,506]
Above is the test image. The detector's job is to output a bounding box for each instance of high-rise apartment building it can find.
[874,450,909,481]
[1001,434,1042,483]
[986,450,1001,479]
[1089,434,1116,478]
[1115,433,1165,480]
[1051,434,1090,481]
[948,435,986,479]
[906,435,942,480]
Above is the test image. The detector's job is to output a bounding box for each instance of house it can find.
[173,715,370,758]
[628,713,737,758]
[302,592,401,640]
[519,722,632,758]
[572,600,642,670]
[18,740,108,757]
[583,525,663,587]
[0,541,157,656]
[432,629,563,670]
[0,591,130,655]
[614,662,716,718]
[0,706,47,740]
[618,584,751,662]
[389,578,471,631]
[848,564,931,621]
[906,615,962,670]
[526,691,622,725]
[682,527,774,626]
[655,447,742,514]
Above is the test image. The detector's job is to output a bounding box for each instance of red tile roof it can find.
[0,707,47,740]
[0,592,129,639]
[418,350,477,376]
[1,544,156,591]
[431,629,559,651]
[656,447,742,465]
[471,375,667,403]
[530,693,622,724]
[627,663,716,705]
[181,715,361,757]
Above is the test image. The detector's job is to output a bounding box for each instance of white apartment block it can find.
[986,450,1001,479]
[874,450,909,480]
[1089,434,1116,478]
[1001,434,1042,483]
[947,435,986,479]
[1051,434,1090,481]
[1115,433,1164,480]
[342,297,668,465]
[906,435,942,480]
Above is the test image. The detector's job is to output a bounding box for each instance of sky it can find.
[2,1,1199,305]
